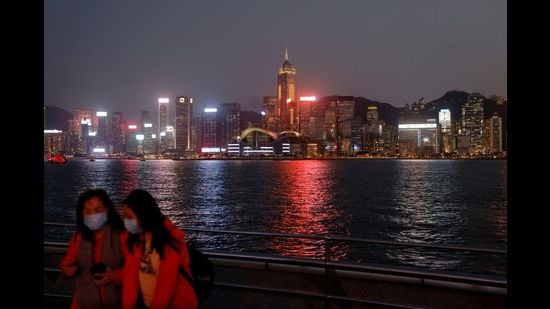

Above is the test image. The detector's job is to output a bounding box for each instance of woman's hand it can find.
[94,267,114,285]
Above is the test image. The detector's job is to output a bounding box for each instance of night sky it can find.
[44,0,506,121]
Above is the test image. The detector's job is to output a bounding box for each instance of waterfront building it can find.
[200,108,219,153]
[71,107,94,154]
[157,98,173,152]
[44,129,64,154]
[277,47,297,132]
[110,112,124,154]
[455,134,470,155]
[158,98,169,132]
[219,103,241,148]
[364,106,384,154]
[324,96,355,155]
[140,111,154,155]
[80,117,92,155]
[125,124,139,155]
[438,109,452,133]
[262,96,278,132]
[72,107,94,139]
[65,119,81,155]
[461,93,485,154]
[485,115,503,153]
[175,96,194,153]
[438,109,453,154]
[398,118,440,156]
[239,127,277,156]
[298,96,316,138]
[95,111,108,154]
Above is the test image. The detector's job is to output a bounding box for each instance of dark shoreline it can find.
[61,156,507,161]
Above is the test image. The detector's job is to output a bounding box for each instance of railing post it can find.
[324,235,330,308]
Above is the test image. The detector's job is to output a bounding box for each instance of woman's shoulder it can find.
[67,232,82,248]
[70,231,82,242]
[164,218,185,241]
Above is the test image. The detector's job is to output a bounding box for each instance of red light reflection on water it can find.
[120,160,139,196]
[267,160,347,260]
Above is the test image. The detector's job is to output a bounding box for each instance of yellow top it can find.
[139,232,160,307]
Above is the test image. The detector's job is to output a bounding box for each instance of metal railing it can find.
[44,222,507,308]
[44,222,507,255]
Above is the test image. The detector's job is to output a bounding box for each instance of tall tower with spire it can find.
[277,45,297,131]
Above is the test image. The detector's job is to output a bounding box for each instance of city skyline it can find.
[45,0,507,120]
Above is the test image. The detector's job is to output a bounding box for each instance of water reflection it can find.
[386,160,507,274]
[267,161,348,260]
[45,159,507,275]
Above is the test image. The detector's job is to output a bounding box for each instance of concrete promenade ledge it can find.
[45,245,506,309]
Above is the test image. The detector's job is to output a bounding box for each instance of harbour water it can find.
[44,159,507,276]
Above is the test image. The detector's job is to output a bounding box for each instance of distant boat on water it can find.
[47,154,67,164]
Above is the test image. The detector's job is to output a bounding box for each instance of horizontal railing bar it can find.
[44,247,506,289]
[326,294,426,309]
[44,241,69,247]
[44,222,506,254]
[42,281,421,309]
[205,250,506,288]
[44,293,72,299]
[214,282,422,309]
[329,262,506,288]
[184,227,506,254]
[44,222,74,227]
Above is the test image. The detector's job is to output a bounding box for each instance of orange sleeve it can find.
[60,233,80,272]
[177,229,192,275]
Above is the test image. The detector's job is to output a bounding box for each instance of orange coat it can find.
[122,219,198,309]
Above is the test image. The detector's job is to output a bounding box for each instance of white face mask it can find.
[84,212,108,231]
[124,218,142,234]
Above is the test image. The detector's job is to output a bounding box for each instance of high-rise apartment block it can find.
[175,96,194,152]
[461,93,485,153]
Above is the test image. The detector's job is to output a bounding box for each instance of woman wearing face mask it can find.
[120,189,198,309]
[60,189,128,309]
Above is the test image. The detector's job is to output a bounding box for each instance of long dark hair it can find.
[76,189,124,241]
[123,189,180,258]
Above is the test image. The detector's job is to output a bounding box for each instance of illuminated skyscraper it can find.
[331,97,355,155]
[367,106,379,122]
[80,117,92,155]
[140,111,154,154]
[398,119,440,156]
[364,106,383,153]
[158,98,169,132]
[461,93,485,153]
[438,109,451,133]
[277,46,297,131]
[219,103,241,148]
[96,111,108,151]
[110,112,124,154]
[201,108,218,151]
[70,107,95,154]
[125,124,139,155]
[44,130,64,154]
[262,96,278,132]
[175,96,194,152]
[485,115,502,153]
[298,96,316,137]
[72,107,94,139]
